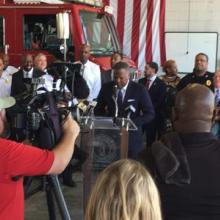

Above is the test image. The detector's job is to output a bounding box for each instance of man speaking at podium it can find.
[94,61,155,158]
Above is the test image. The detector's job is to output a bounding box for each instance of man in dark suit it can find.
[139,62,166,147]
[95,61,155,158]
[11,54,44,97]
[8,54,44,142]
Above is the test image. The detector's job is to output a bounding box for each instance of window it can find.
[23,15,72,52]
[80,11,120,56]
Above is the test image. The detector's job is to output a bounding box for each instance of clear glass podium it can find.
[79,116,137,210]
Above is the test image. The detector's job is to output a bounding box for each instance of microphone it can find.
[31,77,45,94]
[124,105,136,131]
[125,105,136,119]
[31,77,45,85]
[77,100,89,113]
[82,100,97,127]
[112,84,119,119]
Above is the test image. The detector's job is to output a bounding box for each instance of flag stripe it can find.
[159,0,166,65]
[152,0,161,63]
[146,0,154,63]
[138,0,148,70]
[123,0,134,56]
[117,0,126,46]
[107,0,166,71]
[109,0,118,27]
[131,0,141,63]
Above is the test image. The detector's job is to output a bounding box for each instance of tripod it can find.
[24,174,71,220]
[23,90,72,220]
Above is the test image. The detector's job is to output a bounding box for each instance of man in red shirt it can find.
[0,96,80,220]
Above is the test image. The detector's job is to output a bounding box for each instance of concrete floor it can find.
[25,172,83,220]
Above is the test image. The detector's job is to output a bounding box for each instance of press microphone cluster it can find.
[31,77,45,94]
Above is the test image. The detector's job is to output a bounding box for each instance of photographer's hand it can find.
[47,113,80,175]
[62,113,80,139]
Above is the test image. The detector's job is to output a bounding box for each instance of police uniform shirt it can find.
[177,71,214,92]
[0,70,12,98]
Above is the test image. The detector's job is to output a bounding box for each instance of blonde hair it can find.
[85,159,162,220]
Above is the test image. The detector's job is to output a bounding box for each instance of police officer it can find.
[177,53,214,91]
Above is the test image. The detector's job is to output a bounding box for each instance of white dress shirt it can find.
[147,75,157,89]
[0,71,12,98]
[116,80,129,102]
[81,60,101,102]
[23,67,33,79]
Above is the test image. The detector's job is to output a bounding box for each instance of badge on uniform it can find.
[4,78,10,84]
[206,80,211,86]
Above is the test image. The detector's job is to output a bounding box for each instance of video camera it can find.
[8,62,84,145]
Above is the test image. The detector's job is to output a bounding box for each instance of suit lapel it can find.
[149,77,158,92]
[122,81,132,108]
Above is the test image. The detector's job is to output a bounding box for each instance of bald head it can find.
[22,54,33,71]
[80,44,91,64]
[173,84,214,133]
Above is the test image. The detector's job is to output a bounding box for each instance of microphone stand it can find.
[112,85,118,124]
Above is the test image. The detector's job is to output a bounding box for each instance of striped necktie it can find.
[117,89,123,116]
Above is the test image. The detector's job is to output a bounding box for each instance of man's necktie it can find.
[145,79,151,90]
[80,65,85,77]
[216,89,220,106]
[117,89,123,116]
[23,70,29,78]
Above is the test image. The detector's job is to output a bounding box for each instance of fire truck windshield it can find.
[80,11,120,56]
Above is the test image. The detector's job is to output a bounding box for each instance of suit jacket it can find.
[101,69,112,85]
[94,81,155,156]
[139,77,166,120]
[95,80,155,127]
[11,68,44,97]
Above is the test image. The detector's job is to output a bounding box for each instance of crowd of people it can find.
[1,47,220,220]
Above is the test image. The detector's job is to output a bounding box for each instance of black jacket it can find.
[11,68,44,97]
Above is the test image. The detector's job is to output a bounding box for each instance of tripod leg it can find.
[49,175,71,220]
[45,177,57,220]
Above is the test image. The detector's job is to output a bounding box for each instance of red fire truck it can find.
[0,0,136,72]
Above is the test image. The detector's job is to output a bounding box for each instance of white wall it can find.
[166,0,220,69]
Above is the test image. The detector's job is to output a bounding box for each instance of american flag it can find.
[104,0,166,71]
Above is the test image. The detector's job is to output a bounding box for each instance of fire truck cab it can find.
[0,0,135,71]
